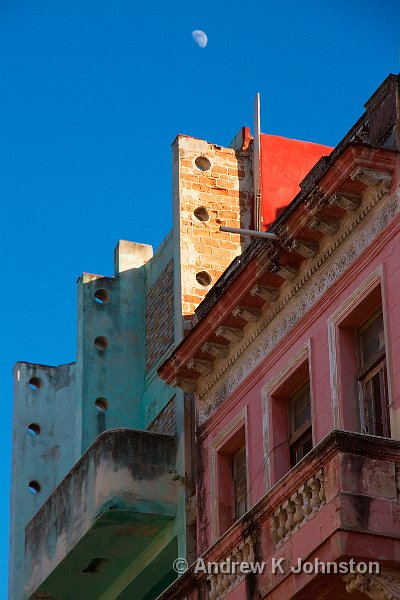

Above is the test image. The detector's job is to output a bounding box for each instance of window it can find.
[232,447,247,520]
[266,350,312,485]
[357,310,390,437]
[211,413,248,538]
[288,383,312,467]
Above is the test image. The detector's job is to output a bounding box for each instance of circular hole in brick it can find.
[28,377,42,391]
[195,156,211,171]
[94,336,108,352]
[194,207,210,222]
[28,481,41,494]
[196,271,212,287]
[95,398,108,412]
[95,289,109,304]
[28,423,41,436]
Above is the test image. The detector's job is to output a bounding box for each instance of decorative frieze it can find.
[271,469,325,549]
[207,537,255,600]
[344,569,400,599]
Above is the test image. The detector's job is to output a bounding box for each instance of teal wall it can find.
[10,234,188,599]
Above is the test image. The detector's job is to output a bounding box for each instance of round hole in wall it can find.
[94,336,108,352]
[196,271,212,287]
[28,481,41,494]
[94,289,109,304]
[27,423,41,436]
[194,207,210,222]
[28,377,42,391]
[195,156,211,172]
[95,397,108,412]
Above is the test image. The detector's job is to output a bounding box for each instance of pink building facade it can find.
[159,74,400,599]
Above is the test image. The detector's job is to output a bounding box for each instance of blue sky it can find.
[0,0,399,592]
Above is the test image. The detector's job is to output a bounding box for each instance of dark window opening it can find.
[288,383,312,467]
[357,310,390,438]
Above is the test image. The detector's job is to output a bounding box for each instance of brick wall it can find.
[147,396,176,435]
[173,135,253,317]
[145,260,174,371]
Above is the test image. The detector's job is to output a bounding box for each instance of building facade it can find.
[11,74,398,600]
[159,74,400,599]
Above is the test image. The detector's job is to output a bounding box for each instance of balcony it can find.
[25,429,177,600]
[158,430,400,600]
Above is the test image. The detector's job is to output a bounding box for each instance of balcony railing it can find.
[158,430,400,600]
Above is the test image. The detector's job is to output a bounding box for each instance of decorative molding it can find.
[344,569,400,599]
[196,188,398,426]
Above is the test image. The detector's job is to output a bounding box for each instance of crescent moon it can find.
[191,30,208,48]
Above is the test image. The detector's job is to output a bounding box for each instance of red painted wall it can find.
[260,134,333,228]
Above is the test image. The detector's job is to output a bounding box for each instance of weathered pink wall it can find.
[198,183,400,553]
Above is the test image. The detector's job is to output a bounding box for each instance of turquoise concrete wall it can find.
[10,235,189,599]
[9,361,77,598]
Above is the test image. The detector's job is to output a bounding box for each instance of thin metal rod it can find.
[220,226,279,240]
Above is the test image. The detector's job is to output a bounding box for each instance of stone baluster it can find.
[309,476,321,511]
[247,538,255,564]
[293,491,304,526]
[208,574,218,600]
[216,573,224,596]
[242,542,250,563]
[317,470,326,503]
[277,508,288,540]
[301,484,312,518]
[271,515,279,547]
[221,568,231,594]
[283,500,295,535]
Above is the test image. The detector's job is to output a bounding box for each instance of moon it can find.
[192,30,208,48]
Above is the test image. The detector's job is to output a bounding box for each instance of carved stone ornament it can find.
[309,217,339,236]
[329,192,361,212]
[250,283,280,302]
[290,239,319,258]
[344,570,400,599]
[351,167,392,189]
